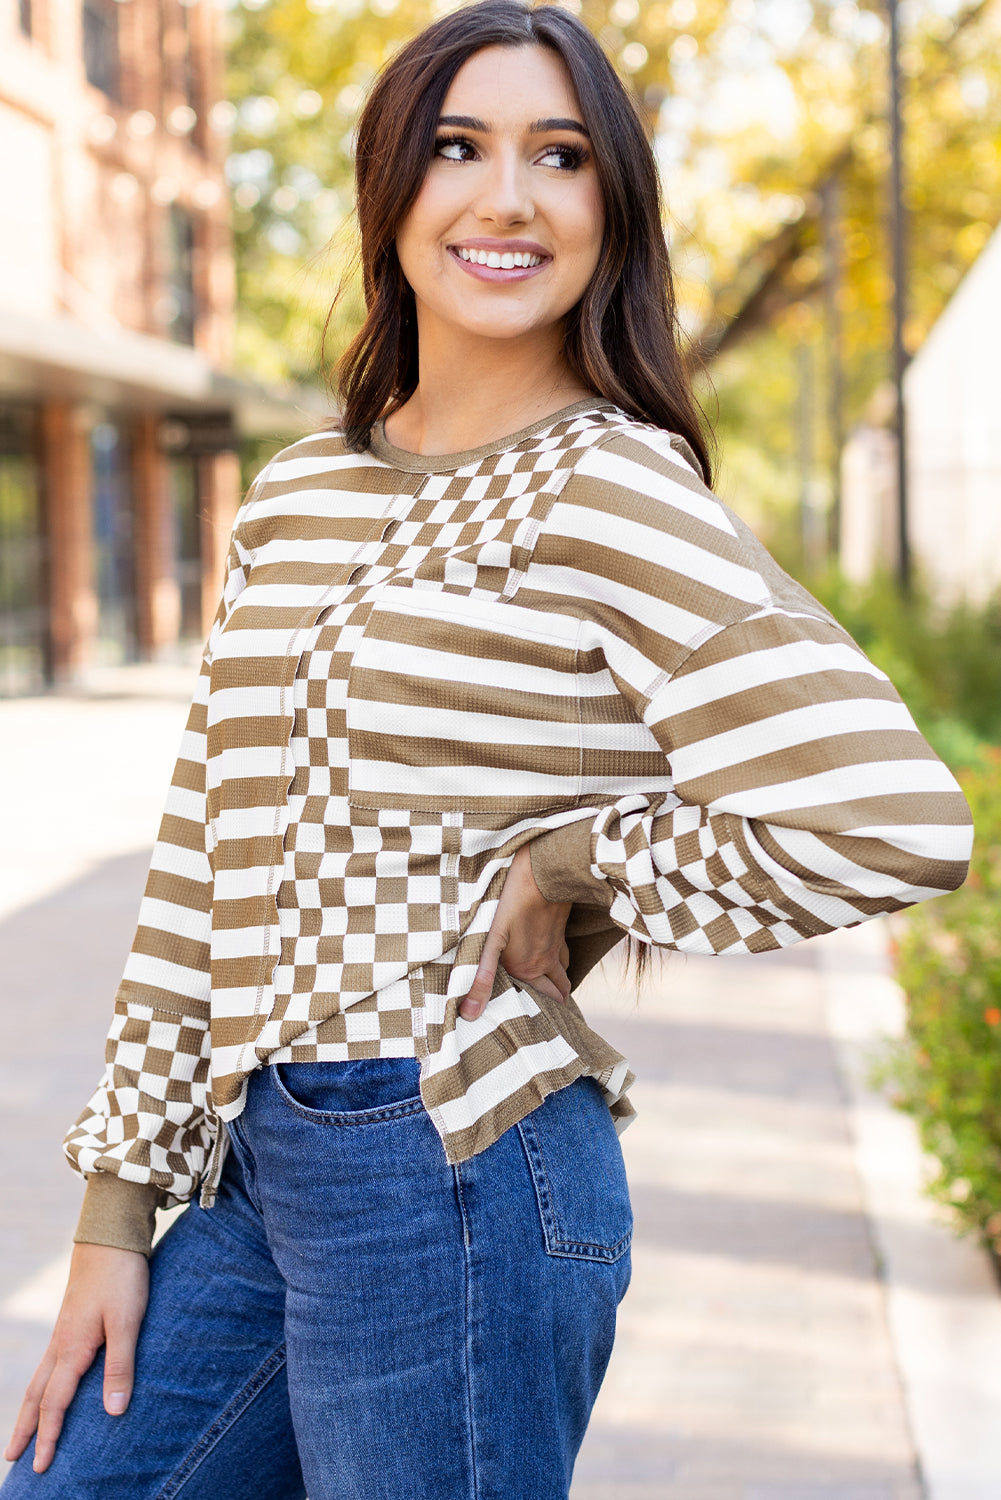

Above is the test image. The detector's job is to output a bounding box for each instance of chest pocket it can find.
[346,587,584,814]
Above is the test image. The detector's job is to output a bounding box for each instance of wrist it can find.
[74,1174,161,1258]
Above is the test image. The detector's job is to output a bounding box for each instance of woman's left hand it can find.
[460,844,572,1019]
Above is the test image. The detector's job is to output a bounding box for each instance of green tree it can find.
[222,0,1001,530]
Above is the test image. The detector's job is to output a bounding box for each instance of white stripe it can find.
[268,451,385,481]
[351,638,581,696]
[572,444,734,533]
[148,843,210,884]
[846,824,974,859]
[373,589,580,646]
[761,823,946,900]
[669,698,918,782]
[135,897,210,944]
[351,761,580,800]
[548,500,764,603]
[713,757,961,818]
[162,784,206,827]
[433,1037,581,1133]
[543,562,715,649]
[119,952,211,1003]
[648,636,888,718]
[350,700,579,746]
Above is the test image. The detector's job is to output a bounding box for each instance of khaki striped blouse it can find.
[66,400,972,1256]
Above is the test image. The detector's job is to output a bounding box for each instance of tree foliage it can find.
[222,0,1001,535]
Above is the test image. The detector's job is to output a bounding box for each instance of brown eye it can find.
[537,144,588,172]
[435,135,478,163]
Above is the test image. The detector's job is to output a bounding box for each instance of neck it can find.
[384,324,596,457]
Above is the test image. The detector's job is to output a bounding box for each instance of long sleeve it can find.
[529,428,972,953]
[65,494,257,1254]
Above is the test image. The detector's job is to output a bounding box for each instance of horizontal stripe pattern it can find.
[65,404,971,1241]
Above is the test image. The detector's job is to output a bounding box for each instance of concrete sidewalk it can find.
[1,671,999,1498]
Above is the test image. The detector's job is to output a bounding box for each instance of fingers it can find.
[4,1345,56,1463]
[30,1340,99,1474]
[526,971,570,1006]
[460,847,573,1022]
[102,1314,140,1419]
[461,924,507,1020]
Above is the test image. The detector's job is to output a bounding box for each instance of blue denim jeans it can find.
[3,1059,632,1499]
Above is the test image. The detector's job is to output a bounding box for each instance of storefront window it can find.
[91,420,137,663]
[169,455,203,639]
[0,405,49,696]
[164,205,197,346]
[82,0,120,100]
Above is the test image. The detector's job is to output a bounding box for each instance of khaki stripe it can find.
[663,670,902,749]
[677,729,943,804]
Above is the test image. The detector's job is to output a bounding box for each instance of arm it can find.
[64,486,258,1256]
[6,482,264,1471]
[527,431,972,951]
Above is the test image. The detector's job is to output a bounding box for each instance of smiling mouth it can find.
[451,247,547,269]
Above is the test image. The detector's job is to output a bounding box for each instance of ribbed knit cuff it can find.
[529,817,611,907]
[73,1174,161,1258]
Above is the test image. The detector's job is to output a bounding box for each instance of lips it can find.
[447,241,551,283]
[456,247,544,269]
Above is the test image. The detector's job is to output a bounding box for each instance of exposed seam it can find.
[154,1344,290,1499]
[411,968,457,1153]
[236,475,431,1077]
[573,616,584,802]
[442,812,462,942]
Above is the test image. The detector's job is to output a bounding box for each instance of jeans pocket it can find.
[516,1076,633,1263]
[271,1058,424,1121]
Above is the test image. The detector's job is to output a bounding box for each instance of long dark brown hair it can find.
[336,0,714,483]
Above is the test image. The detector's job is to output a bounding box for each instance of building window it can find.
[164,205,197,346]
[82,0,120,100]
[0,405,49,696]
[169,457,203,639]
[19,0,32,37]
[91,420,137,663]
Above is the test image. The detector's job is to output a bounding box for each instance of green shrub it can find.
[774,574,1001,1244]
[803,571,1001,769]
[887,754,1001,1251]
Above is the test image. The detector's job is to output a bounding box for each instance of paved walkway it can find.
[1,670,999,1498]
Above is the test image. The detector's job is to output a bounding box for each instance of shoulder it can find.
[248,428,385,501]
[551,416,838,629]
[234,428,398,545]
[552,415,742,575]
[565,417,723,532]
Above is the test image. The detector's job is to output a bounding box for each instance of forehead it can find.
[442,44,582,124]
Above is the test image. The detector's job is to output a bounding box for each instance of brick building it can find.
[0,0,318,693]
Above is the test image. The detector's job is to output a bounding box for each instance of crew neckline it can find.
[366,398,619,474]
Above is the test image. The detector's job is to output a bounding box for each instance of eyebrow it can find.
[438,114,590,137]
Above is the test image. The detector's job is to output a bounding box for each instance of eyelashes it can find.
[433,134,589,172]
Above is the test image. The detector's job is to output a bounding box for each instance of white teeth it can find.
[456,247,544,268]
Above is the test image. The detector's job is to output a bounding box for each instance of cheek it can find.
[562,184,605,269]
[396,182,447,274]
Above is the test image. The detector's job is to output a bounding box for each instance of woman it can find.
[3,4,971,1497]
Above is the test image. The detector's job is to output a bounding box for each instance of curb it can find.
[819,920,1001,1500]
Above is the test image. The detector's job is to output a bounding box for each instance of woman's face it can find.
[395,44,605,353]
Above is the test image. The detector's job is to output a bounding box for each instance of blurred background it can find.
[1,1,1001,1491]
[3,0,1001,738]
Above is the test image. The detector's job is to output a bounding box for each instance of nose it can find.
[472,146,534,228]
